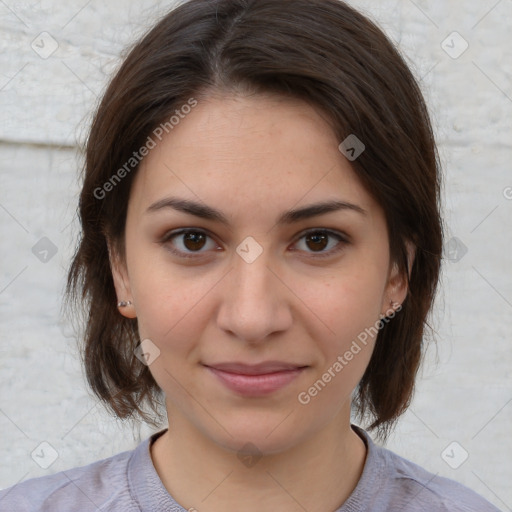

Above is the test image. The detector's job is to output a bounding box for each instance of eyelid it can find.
[290,228,350,259]
[160,228,221,259]
[293,227,350,243]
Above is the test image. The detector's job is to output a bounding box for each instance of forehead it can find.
[129,93,379,221]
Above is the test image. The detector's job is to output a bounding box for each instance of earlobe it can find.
[117,300,136,319]
[107,240,137,319]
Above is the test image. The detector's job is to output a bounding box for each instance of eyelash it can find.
[160,228,349,260]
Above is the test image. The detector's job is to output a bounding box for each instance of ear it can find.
[381,241,415,317]
[108,240,137,319]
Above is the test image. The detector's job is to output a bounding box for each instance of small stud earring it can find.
[117,300,132,308]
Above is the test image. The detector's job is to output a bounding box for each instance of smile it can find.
[203,363,308,396]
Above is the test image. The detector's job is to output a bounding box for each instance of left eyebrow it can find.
[278,200,367,224]
[146,197,367,226]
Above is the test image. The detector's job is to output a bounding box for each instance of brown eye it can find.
[305,232,329,252]
[293,229,348,258]
[182,232,207,251]
[162,229,219,259]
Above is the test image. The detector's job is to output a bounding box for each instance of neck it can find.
[150,404,367,512]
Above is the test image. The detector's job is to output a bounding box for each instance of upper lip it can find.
[204,361,307,375]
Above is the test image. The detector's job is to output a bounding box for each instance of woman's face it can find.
[112,93,409,454]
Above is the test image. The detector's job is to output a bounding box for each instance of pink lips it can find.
[204,362,307,396]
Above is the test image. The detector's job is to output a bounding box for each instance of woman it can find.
[0,0,501,510]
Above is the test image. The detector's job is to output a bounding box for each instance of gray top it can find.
[0,425,501,511]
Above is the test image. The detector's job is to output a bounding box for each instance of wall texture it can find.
[0,0,511,509]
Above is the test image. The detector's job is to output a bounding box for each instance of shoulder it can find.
[381,448,499,511]
[351,426,501,512]
[0,445,138,512]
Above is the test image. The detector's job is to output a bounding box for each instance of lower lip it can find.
[205,366,306,396]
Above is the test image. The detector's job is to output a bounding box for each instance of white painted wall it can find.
[0,0,511,509]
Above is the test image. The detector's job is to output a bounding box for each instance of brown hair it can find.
[67,0,442,439]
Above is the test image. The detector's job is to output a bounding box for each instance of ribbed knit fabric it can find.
[0,425,500,511]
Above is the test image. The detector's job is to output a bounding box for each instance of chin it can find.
[204,412,313,457]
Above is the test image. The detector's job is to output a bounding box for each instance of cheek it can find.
[295,270,384,412]
[131,266,212,396]
[302,262,387,346]
[128,245,221,355]
[134,271,212,341]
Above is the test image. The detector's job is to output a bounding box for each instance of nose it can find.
[215,247,293,344]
